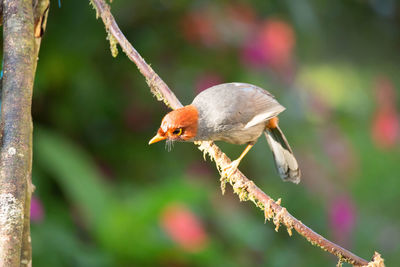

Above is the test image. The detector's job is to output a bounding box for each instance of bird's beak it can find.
[148,133,167,145]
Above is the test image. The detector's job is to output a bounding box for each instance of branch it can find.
[90,1,383,266]
[19,1,49,266]
[0,0,36,266]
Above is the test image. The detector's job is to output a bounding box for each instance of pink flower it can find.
[240,38,268,67]
[329,196,356,245]
[240,18,296,71]
[160,203,208,252]
[31,196,44,222]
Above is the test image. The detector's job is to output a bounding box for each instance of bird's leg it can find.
[222,143,254,178]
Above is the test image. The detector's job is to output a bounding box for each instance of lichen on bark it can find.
[0,0,38,266]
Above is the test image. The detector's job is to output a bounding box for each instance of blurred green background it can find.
[29,0,399,266]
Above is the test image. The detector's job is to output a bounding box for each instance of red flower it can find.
[160,203,208,252]
[371,76,399,149]
[240,18,295,71]
[258,19,295,69]
[372,108,399,149]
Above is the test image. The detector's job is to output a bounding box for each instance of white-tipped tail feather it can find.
[264,126,301,184]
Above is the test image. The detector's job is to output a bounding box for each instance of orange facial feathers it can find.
[157,105,199,141]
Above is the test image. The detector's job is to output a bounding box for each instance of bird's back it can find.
[192,83,285,144]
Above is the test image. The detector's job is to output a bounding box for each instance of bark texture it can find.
[19,2,49,265]
[0,0,48,266]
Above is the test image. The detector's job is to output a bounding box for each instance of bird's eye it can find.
[172,128,182,135]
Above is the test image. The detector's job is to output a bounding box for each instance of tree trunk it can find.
[0,0,49,266]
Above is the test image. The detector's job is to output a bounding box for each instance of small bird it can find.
[149,83,300,183]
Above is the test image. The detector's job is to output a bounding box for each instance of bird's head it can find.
[149,105,198,145]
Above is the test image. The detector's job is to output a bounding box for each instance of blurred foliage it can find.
[24,0,400,266]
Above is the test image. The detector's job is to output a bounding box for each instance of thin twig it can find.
[90,0,383,266]
[0,0,36,266]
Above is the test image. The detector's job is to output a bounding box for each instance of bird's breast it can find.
[195,119,266,144]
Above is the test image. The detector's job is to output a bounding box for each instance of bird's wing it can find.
[192,82,285,131]
[242,87,286,129]
[244,104,285,129]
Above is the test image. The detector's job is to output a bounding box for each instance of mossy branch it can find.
[89,0,384,266]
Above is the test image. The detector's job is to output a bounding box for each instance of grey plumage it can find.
[191,82,301,183]
[192,83,285,144]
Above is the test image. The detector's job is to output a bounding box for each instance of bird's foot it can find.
[222,159,241,179]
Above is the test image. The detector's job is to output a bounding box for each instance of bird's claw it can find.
[222,159,240,179]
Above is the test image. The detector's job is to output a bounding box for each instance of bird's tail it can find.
[264,126,301,184]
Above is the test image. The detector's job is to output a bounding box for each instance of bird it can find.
[149,82,300,183]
